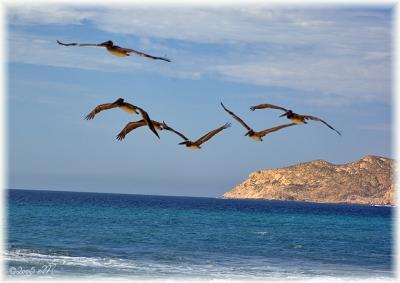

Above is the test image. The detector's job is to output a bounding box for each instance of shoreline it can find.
[220,196,395,207]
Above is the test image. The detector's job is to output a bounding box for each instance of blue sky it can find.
[6,3,392,197]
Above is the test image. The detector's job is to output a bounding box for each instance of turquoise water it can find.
[6,189,393,279]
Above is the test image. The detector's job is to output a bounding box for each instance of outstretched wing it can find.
[123,47,171,62]
[137,107,160,139]
[258,123,297,137]
[85,103,118,120]
[194,123,231,146]
[303,115,341,136]
[116,120,146,141]
[249,103,288,112]
[57,40,102,47]
[162,121,189,141]
[220,102,252,131]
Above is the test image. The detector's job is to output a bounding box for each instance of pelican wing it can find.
[194,123,231,146]
[220,102,252,131]
[257,123,297,137]
[116,120,146,141]
[303,115,341,136]
[122,47,171,62]
[137,107,160,139]
[85,103,119,120]
[57,40,102,47]
[162,121,189,141]
[249,103,288,112]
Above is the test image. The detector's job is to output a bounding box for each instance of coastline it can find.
[220,196,395,207]
[223,156,394,206]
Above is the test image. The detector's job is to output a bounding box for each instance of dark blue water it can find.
[6,189,394,279]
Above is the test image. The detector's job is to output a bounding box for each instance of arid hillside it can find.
[223,156,394,205]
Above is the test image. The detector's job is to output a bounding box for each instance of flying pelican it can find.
[221,102,296,142]
[162,121,231,149]
[116,119,164,141]
[85,98,139,120]
[249,103,341,136]
[85,98,160,139]
[57,40,171,62]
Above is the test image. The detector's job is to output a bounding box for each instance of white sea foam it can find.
[4,249,394,280]
[3,249,299,279]
[5,249,141,270]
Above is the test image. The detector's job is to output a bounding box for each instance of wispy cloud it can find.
[211,53,391,103]
[7,5,96,26]
[7,5,391,46]
[6,4,392,106]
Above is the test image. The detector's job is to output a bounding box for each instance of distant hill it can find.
[223,156,394,205]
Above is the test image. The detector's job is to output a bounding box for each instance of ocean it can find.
[5,189,394,280]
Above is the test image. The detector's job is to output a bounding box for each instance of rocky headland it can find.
[223,155,394,205]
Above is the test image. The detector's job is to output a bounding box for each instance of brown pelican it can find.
[221,102,296,142]
[249,103,341,136]
[85,98,139,120]
[57,40,171,62]
[162,121,231,149]
[85,98,160,139]
[116,119,164,141]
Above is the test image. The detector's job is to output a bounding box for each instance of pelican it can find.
[116,119,164,141]
[249,103,341,136]
[57,40,171,62]
[162,121,231,149]
[85,98,139,120]
[221,102,296,142]
[85,98,160,139]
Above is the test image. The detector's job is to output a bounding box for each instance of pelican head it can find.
[179,141,191,146]
[179,141,200,149]
[245,130,262,142]
[245,130,254,137]
[99,40,114,47]
[280,110,293,118]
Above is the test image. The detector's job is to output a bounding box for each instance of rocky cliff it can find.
[223,156,395,205]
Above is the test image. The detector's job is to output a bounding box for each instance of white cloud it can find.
[5,4,392,106]
[212,54,391,103]
[7,5,96,26]
[6,5,390,48]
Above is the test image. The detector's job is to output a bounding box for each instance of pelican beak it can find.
[178,141,186,145]
[244,132,249,136]
[279,112,288,117]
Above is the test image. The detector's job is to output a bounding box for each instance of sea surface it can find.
[5,189,394,280]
